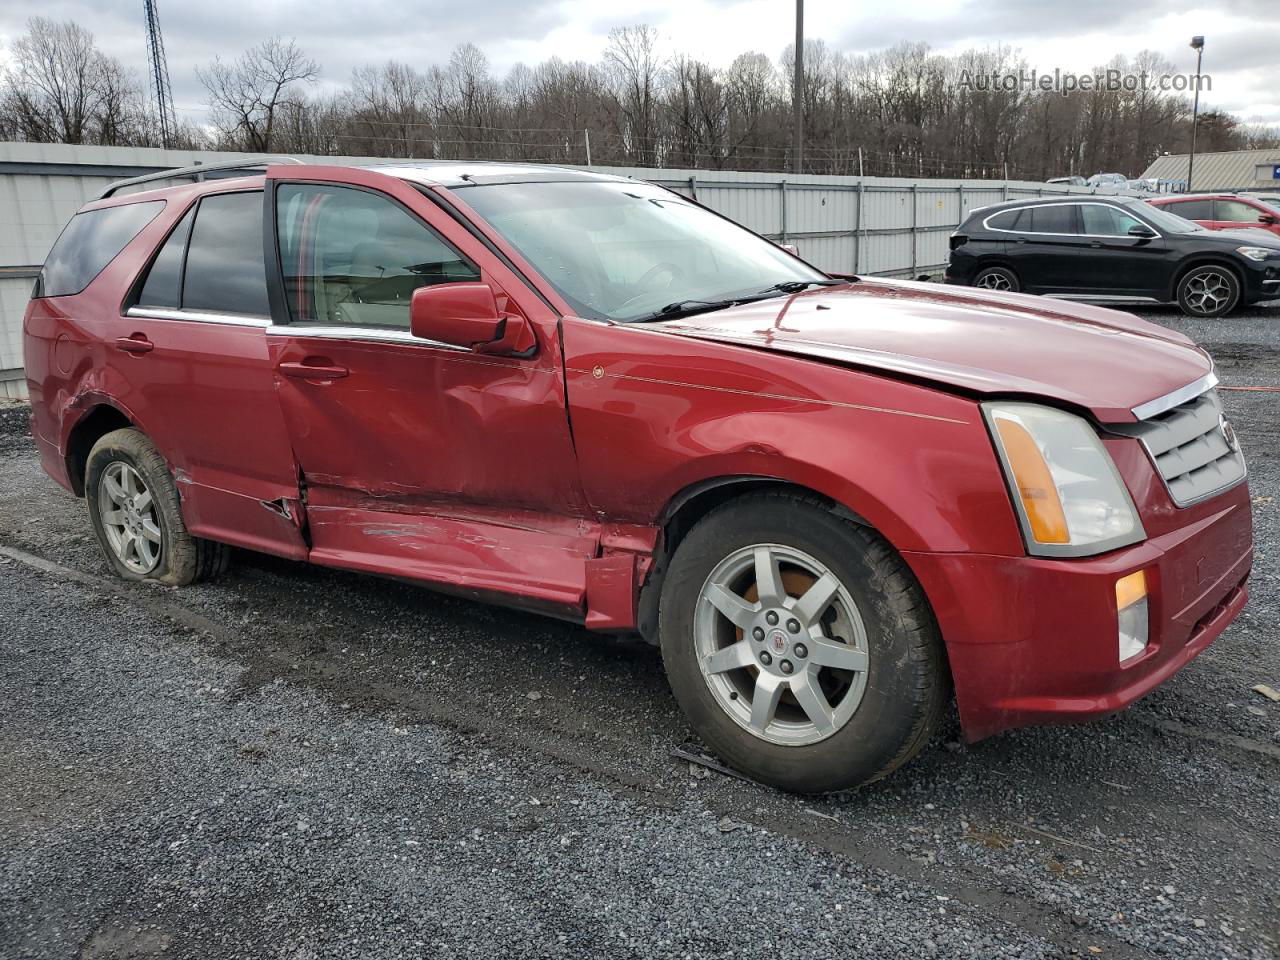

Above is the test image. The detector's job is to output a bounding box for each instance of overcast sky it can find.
[1,0,1276,127]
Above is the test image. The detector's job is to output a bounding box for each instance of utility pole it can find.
[1187,36,1205,192]
[792,0,804,174]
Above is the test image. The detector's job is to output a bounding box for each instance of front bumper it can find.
[904,481,1253,740]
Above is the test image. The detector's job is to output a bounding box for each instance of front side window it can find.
[1028,205,1079,235]
[183,191,270,316]
[1215,199,1264,223]
[458,180,828,322]
[276,184,478,328]
[1080,205,1146,236]
[40,201,164,297]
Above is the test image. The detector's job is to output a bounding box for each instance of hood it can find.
[1196,227,1280,246]
[650,279,1211,422]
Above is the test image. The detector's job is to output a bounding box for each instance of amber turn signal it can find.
[993,418,1070,544]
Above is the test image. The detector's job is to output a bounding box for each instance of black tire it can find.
[971,265,1020,293]
[85,427,230,586]
[1176,264,1241,318]
[658,492,948,793]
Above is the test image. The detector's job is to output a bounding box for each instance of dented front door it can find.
[263,168,592,609]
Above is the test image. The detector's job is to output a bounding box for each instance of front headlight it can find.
[1236,246,1275,262]
[984,402,1145,557]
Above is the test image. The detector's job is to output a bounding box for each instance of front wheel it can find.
[1177,265,1240,318]
[658,493,948,793]
[85,427,229,586]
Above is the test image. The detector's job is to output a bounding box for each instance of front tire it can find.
[658,493,948,793]
[85,428,229,586]
[1177,264,1240,318]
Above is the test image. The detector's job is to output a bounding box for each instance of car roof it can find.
[89,159,639,207]
[364,160,633,188]
[968,194,1144,217]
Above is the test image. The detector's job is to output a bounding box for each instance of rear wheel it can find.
[972,265,1020,293]
[1177,265,1240,318]
[658,493,948,793]
[85,428,229,586]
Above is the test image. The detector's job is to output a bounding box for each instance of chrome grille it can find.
[1111,388,1246,506]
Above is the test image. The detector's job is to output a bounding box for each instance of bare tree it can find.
[198,37,318,151]
[603,25,665,165]
[0,17,147,145]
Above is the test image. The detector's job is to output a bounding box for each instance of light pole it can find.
[792,0,804,174]
[1187,36,1205,192]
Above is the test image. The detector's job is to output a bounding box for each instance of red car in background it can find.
[1147,193,1280,238]
[23,160,1253,792]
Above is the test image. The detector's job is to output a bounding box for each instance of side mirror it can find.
[410,282,534,356]
[1260,214,1278,226]
[1128,224,1157,239]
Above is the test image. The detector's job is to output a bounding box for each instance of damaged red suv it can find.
[24,160,1253,792]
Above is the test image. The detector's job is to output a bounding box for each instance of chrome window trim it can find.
[264,324,471,352]
[125,306,269,327]
[1131,371,1219,421]
[981,200,1163,240]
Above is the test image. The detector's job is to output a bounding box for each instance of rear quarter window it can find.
[39,201,165,297]
[985,209,1026,231]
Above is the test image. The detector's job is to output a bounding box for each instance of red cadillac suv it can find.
[23,160,1253,792]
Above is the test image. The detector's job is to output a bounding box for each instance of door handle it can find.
[1090,241,1103,248]
[114,334,154,354]
[277,359,349,380]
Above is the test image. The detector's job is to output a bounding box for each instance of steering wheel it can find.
[612,262,686,315]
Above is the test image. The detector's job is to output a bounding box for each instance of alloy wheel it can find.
[694,543,870,746]
[975,272,1012,291]
[97,461,162,575]
[1183,270,1234,316]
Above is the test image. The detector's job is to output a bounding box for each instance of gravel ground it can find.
[1,302,1278,960]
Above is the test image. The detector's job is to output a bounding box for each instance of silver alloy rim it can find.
[976,271,1012,291]
[97,461,162,574]
[1184,270,1233,315]
[694,543,870,747]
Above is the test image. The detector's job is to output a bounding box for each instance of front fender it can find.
[562,319,1024,556]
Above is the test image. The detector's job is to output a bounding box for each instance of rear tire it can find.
[85,428,230,586]
[658,493,948,793]
[1176,264,1240,318]
[972,265,1020,293]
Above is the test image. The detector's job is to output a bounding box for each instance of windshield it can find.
[1137,202,1205,234]
[457,180,829,322]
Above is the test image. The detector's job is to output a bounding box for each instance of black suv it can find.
[946,195,1280,317]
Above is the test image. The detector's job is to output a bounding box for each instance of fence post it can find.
[854,178,863,274]
[689,175,697,201]
[780,179,788,244]
[910,183,918,278]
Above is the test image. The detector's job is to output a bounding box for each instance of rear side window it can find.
[985,209,1026,231]
[183,191,269,316]
[136,205,196,309]
[40,201,164,297]
[1165,199,1214,220]
[1029,205,1078,234]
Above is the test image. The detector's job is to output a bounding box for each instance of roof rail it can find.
[98,156,305,199]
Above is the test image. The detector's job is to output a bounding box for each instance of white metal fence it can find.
[0,141,1146,399]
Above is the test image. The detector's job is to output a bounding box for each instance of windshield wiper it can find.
[758,279,844,294]
[631,280,845,324]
